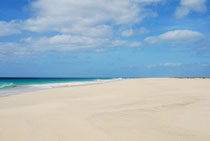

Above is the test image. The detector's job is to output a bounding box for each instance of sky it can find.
[0,0,210,78]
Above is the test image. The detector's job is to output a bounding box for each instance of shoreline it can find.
[0,78,210,141]
[0,78,123,97]
[1,77,209,97]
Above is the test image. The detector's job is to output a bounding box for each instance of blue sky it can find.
[0,0,210,77]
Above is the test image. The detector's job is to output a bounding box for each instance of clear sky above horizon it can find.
[0,0,210,77]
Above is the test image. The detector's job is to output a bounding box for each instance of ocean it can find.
[0,78,121,97]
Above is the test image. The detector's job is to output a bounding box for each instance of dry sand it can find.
[0,78,210,141]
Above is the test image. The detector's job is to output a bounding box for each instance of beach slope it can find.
[0,78,210,141]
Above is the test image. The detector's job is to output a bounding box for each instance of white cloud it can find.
[175,0,207,18]
[201,64,209,67]
[175,7,190,19]
[148,63,182,68]
[0,42,29,61]
[133,0,163,3]
[0,0,163,56]
[121,27,149,37]
[121,29,134,37]
[0,21,21,37]
[0,34,142,58]
[138,27,149,34]
[160,63,182,67]
[144,30,204,44]
[24,35,111,51]
[129,42,142,47]
[22,0,161,35]
[0,0,163,38]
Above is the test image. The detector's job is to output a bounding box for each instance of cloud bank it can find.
[0,0,163,57]
[0,0,209,60]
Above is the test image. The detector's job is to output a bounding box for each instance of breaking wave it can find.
[0,83,16,89]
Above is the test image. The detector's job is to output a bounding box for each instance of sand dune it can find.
[0,78,210,141]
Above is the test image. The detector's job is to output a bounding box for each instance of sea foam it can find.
[0,78,122,97]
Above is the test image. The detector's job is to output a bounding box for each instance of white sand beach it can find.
[0,78,210,141]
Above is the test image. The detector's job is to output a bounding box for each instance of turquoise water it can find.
[0,78,102,88]
[0,78,115,97]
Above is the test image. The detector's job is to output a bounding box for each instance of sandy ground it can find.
[0,78,210,141]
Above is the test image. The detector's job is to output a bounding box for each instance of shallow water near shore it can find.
[0,78,121,97]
